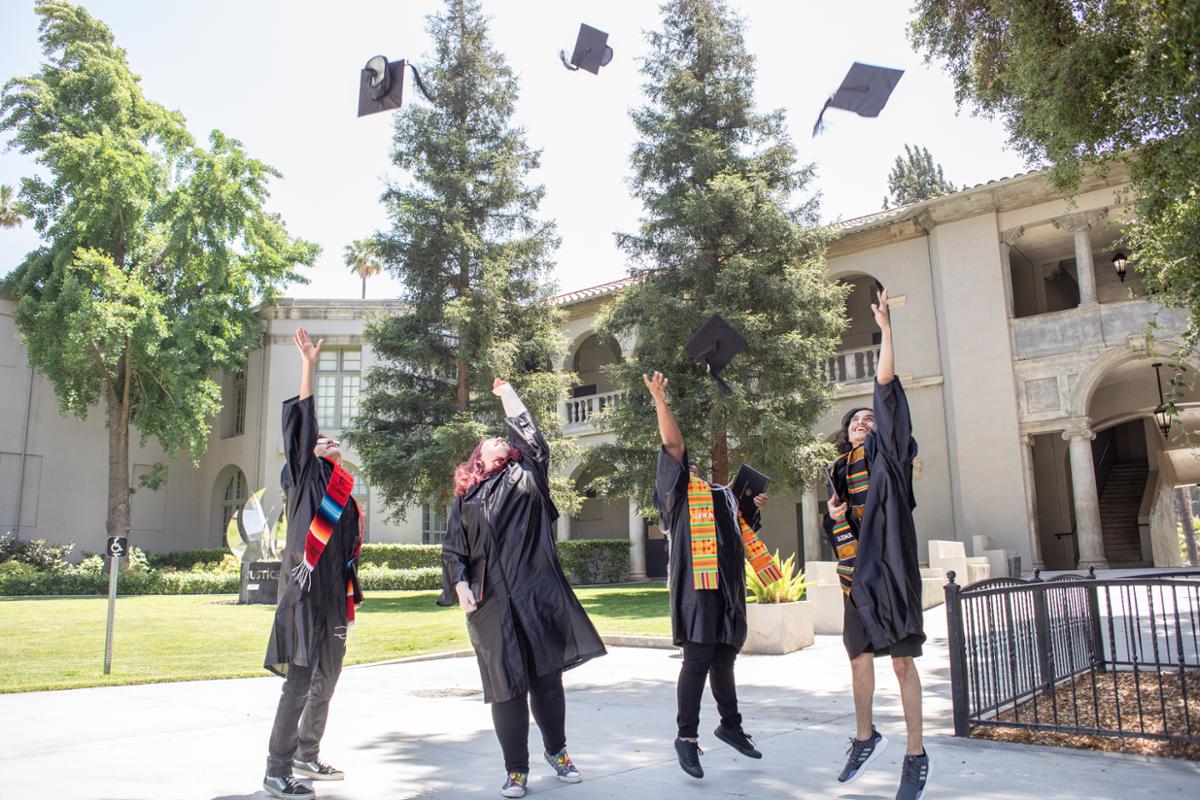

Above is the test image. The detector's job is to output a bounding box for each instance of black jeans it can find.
[676,642,741,739]
[491,669,567,773]
[266,635,346,777]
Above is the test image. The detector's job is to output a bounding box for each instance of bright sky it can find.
[0,0,1030,299]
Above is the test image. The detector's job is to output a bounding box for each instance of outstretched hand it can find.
[643,371,669,403]
[294,327,324,365]
[492,378,509,397]
[870,287,891,331]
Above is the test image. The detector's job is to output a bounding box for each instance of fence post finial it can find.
[1032,568,1042,582]
[946,569,957,585]
[1087,566,1096,579]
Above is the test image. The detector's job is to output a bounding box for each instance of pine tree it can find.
[349,0,575,518]
[588,0,847,504]
[883,144,957,209]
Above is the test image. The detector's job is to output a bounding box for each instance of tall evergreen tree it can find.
[883,144,957,209]
[587,0,847,505]
[349,0,575,518]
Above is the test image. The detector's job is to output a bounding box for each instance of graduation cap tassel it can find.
[559,49,581,71]
[812,97,833,137]
[407,64,436,102]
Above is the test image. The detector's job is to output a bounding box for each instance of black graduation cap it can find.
[357,55,435,117]
[559,23,613,74]
[685,314,746,396]
[812,62,904,136]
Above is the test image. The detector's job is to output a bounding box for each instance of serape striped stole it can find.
[294,459,362,625]
[687,476,783,591]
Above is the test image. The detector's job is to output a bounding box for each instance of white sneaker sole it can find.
[292,769,343,781]
[500,788,527,798]
[839,734,888,785]
[262,782,314,800]
[556,773,582,784]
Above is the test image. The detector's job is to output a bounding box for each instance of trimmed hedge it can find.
[145,548,229,570]
[359,543,440,570]
[0,569,240,597]
[356,566,442,591]
[556,539,631,585]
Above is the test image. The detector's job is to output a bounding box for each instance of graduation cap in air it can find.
[560,23,613,74]
[357,55,435,117]
[812,62,904,136]
[685,314,746,396]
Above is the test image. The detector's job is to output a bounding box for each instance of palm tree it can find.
[343,238,382,299]
[0,185,23,228]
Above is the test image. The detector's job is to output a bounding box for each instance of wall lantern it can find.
[1112,252,1128,283]
[1152,362,1172,440]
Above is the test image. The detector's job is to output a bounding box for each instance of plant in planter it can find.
[743,551,816,655]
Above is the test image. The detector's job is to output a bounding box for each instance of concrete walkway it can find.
[2,606,1197,799]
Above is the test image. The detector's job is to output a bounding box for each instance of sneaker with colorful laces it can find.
[544,747,582,783]
[500,771,529,798]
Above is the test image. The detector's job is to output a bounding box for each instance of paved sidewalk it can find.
[1,606,1197,799]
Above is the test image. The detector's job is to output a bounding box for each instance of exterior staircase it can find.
[1099,461,1150,567]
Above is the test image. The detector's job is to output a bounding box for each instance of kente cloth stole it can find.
[293,459,360,628]
[687,476,783,591]
[835,447,869,595]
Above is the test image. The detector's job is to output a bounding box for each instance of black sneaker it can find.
[673,737,704,779]
[292,758,344,781]
[837,728,888,784]
[713,724,762,759]
[895,751,929,800]
[262,774,315,799]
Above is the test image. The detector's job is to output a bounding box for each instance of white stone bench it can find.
[928,539,990,586]
[971,534,1012,579]
[804,561,844,634]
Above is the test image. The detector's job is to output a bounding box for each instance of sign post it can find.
[103,535,127,675]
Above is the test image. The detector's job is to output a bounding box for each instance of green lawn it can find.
[0,583,668,693]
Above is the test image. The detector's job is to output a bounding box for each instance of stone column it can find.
[800,483,822,564]
[999,227,1024,320]
[556,512,570,543]
[1053,210,1107,307]
[1063,423,1108,569]
[1020,435,1046,570]
[627,499,647,580]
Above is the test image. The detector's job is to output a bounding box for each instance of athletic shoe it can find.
[895,751,930,800]
[545,748,582,783]
[837,728,888,784]
[262,774,315,799]
[292,759,344,781]
[500,771,528,798]
[673,737,704,779]
[713,724,762,759]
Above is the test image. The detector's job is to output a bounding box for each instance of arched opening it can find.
[569,466,626,541]
[826,274,884,384]
[566,332,624,425]
[213,465,248,547]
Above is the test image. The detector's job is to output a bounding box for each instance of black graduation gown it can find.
[829,378,925,651]
[438,411,606,704]
[264,395,363,677]
[654,447,762,650]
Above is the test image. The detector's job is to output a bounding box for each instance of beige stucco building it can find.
[2,164,1196,574]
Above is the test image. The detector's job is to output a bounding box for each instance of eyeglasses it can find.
[316,437,340,448]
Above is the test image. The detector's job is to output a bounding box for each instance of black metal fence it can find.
[944,568,1200,742]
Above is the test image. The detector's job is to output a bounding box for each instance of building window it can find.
[232,371,247,436]
[220,469,247,539]
[316,348,362,430]
[422,502,448,545]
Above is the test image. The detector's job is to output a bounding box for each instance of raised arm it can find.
[493,378,528,418]
[872,286,894,385]
[644,371,684,464]
[295,327,323,400]
[281,328,323,485]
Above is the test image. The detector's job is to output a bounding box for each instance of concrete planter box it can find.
[742,600,814,655]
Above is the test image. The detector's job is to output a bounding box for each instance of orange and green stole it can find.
[293,459,361,625]
[832,446,869,595]
[687,475,783,590]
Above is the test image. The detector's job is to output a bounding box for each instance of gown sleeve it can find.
[437,500,470,607]
[505,411,550,466]
[872,377,915,463]
[653,446,690,527]
[281,395,319,488]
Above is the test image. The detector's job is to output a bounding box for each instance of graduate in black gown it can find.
[822,287,929,800]
[439,378,606,799]
[644,370,780,780]
[262,328,364,800]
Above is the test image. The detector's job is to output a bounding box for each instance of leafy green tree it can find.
[343,238,382,299]
[910,0,1200,357]
[883,144,957,209]
[0,185,23,228]
[349,0,576,518]
[1,1,317,545]
[587,0,847,506]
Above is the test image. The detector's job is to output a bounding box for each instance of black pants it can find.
[491,669,567,773]
[676,642,741,739]
[266,635,347,777]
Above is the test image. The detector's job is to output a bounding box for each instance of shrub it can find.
[0,532,75,572]
[745,550,812,603]
[555,539,630,585]
[145,548,228,571]
[359,544,441,570]
[356,565,442,591]
[0,560,39,580]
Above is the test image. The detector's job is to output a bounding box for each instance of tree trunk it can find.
[1177,486,1198,567]
[105,394,131,549]
[711,430,729,486]
[456,361,470,412]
